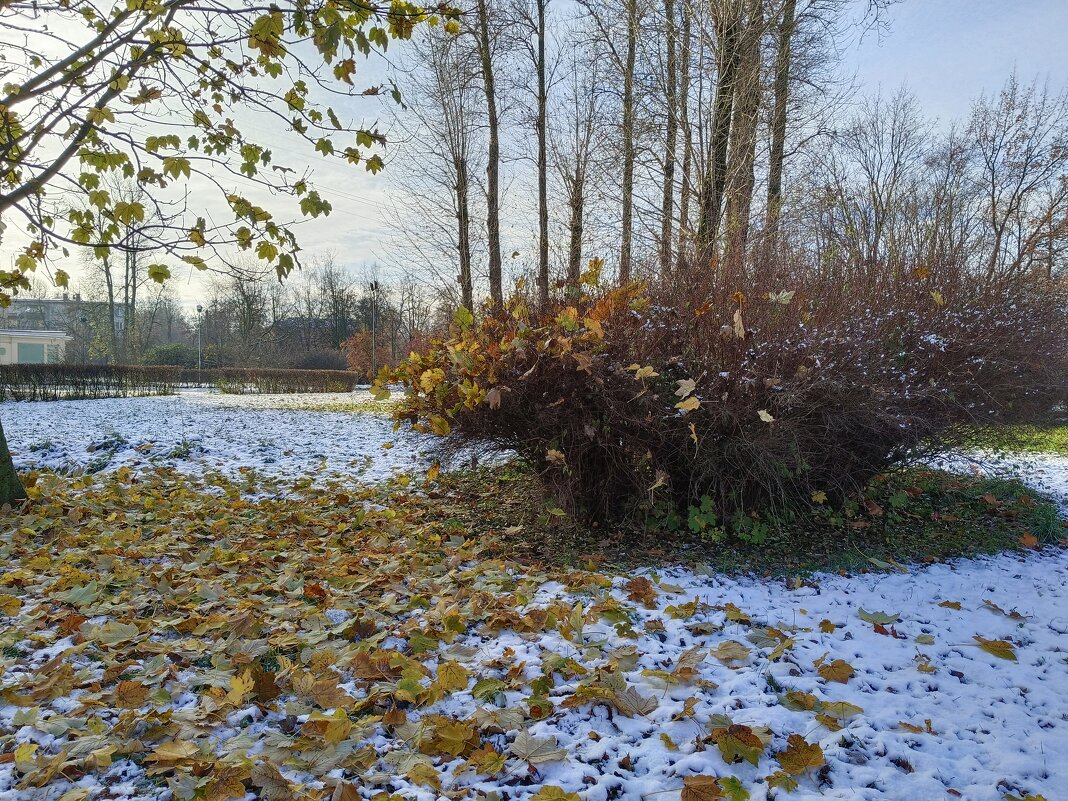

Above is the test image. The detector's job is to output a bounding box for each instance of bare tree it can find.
[474,0,506,305]
[389,29,485,310]
[549,39,612,285]
[971,75,1068,279]
[658,0,681,274]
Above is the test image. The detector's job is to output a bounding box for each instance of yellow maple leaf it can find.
[816,658,855,683]
[675,395,700,413]
[776,733,825,775]
[681,774,725,801]
[974,635,1017,661]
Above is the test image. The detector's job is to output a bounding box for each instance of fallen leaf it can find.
[974,635,1017,661]
[710,640,751,664]
[509,731,566,764]
[681,774,725,801]
[775,733,825,775]
[817,659,855,683]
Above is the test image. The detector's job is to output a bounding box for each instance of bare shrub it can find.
[382,256,1068,525]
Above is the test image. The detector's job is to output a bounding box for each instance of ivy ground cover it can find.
[1,396,1066,801]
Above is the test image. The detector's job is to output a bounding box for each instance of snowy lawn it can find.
[0,395,1066,801]
[2,390,434,482]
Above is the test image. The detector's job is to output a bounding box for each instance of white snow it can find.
[1,389,439,482]
[1,393,1067,800]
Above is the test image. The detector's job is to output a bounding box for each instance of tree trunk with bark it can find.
[536,0,551,305]
[619,0,638,282]
[765,0,796,238]
[476,0,504,306]
[696,4,741,249]
[723,0,764,270]
[677,2,693,254]
[0,418,25,508]
[566,167,585,285]
[659,0,679,276]
[456,155,475,310]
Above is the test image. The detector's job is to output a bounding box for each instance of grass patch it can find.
[429,461,1065,575]
[970,424,1068,455]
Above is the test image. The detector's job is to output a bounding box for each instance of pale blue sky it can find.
[849,0,1068,122]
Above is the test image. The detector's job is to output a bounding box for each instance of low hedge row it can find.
[0,364,361,401]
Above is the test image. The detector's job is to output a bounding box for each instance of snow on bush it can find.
[379,258,1068,527]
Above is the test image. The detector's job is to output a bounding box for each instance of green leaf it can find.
[147,264,171,283]
[453,306,474,330]
[858,608,900,626]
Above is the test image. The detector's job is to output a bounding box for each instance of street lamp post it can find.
[196,304,203,373]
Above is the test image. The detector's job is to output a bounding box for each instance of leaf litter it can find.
[2,397,1068,801]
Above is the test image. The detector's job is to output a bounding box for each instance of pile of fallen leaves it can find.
[0,468,1054,801]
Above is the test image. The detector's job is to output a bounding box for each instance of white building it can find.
[0,330,71,364]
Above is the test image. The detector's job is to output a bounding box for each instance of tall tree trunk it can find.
[677,2,693,255]
[456,155,474,310]
[0,418,26,507]
[566,167,585,285]
[765,0,796,238]
[659,0,679,276]
[476,0,504,306]
[723,0,763,270]
[696,3,741,249]
[103,256,119,364]
[536,0,550,305]
[619,0,638,283]
[124,247,136,363]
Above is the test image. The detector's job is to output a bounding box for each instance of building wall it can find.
[0,332,69,365]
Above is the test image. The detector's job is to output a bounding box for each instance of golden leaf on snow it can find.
[145,740,199,763]
[463,744,507,776]
[709,723,766,766]
[974,635,1017,661]
[114,680,149,709]
[250,761,294,801]
[610,686,658,716]
[624,576,658,607]
[203,766,250,801]
[710,640,751,665]
[435,660,470,693]
[820,700,863,720]
[816,657,855,684]
[509,730,567,764]
[531,787,581,801]
[681,774,725,801]
[330,782,361,801]
[775,733,825,775]
[301,710,352,745]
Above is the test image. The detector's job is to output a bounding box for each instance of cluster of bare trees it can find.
[195,259,437,369]
[384,0,1068,304]
[73,252,437,368]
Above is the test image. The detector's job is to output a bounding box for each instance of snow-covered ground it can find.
[1,393,1067,800]
[1,389,439,482]
[6,390,1068,509]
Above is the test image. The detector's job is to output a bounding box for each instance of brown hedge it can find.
[381,259,1068,524]
[0,365,361,401]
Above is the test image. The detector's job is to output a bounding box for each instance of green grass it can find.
[425,460,1064,576]
[970,424,1068,455]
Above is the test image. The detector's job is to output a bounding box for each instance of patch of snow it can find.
[2,389,438,482]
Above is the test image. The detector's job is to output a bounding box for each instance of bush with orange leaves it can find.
[376,257,1068,526]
